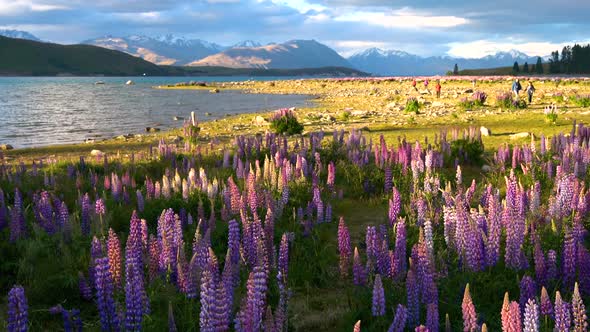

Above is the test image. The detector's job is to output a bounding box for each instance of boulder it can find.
[253,116,269,126]
[210,88,220,94]
[84,138,95,144]
[510,132,529,140]
[431,101,444,107]
[464,89,474,94]
[90,149,103,157]
[146,127,160,133]
[0,144,14,150]
[482,165,492,173]
[480,126,491,136]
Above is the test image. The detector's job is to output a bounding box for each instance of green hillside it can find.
[0,36,368,77]
[0,36,167,76]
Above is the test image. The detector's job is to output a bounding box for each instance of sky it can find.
[1,0,589,58]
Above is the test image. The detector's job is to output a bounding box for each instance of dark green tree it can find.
[512,61,520,73]
[453,63,459,75]
[523,62,529,73]
[549,50,560,73]
[536,57,544,74]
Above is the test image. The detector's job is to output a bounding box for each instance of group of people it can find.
[412,79,442,98]
[512,78,536,103]
[409,77,536,103]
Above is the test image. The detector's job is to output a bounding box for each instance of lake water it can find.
[0,76,314,148]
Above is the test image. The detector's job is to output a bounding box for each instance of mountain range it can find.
[0,30,546,75]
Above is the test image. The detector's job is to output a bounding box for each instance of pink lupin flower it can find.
[462,284,477,332]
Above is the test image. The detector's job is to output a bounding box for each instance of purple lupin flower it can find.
[372,274,385,316]
[0,188,7,230]
[547,250,558,282]
[387,304,408,332]
[426,303,439,332]
[136,190,144,213]
[353,247,366,286]
[462,284,477,332]
[338,217,352,278]
[7,285,28,332]
[78,272,92,301]
[243,263,268,332]
[540,287,553,317]
[95,257,120,331]
[200,262,218,332]
[278,233,290,280]
[562,227,577,291]
[393,219,407,279]
[572,282,588,332]
[554,291,571,332]
[389,188,401,226]
[95,198,106,215]
[125,246,148,331]
[533,240,546,287]
[523,299,539,332]
[407,268,419,328]
[519,276,537,311]
[80,193,91,236]
[10,188,26,242]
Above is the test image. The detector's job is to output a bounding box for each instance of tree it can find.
[536,57,544,74]
[531,64,536,73]
[512,61,520,73]
[549,50,560,73]
[523,62,529,73]
[453,63,459,75]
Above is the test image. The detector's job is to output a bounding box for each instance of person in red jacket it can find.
[412,79,417,90]
[435,80,442,98]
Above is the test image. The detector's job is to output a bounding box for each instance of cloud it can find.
[1,0,589,58]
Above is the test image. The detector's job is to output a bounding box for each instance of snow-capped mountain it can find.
[82,35,225,65]
[0,30,40,42]
[191,39,352,69]
[233,40,262,48]
[348,48,542,75]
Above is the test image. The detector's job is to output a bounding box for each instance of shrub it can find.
[472,91,487,106]
[544,104,558,124]
[270,108,304,135]
[552,92,565,103]
[496,92,527,110]
[573,95,590,107]
[183,121,200,145]
[450,138,485,166]
[405,97,421,114]
[458,97,474,111]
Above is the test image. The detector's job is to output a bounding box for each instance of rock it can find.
[464,89,474,94]
[90,149,103,157]
[84,138,95,144]
[210,88,220,93]
[146,127,160,133]
[0,144,14,150]
[386,102,398,109]
[510,132,529,140]
[173,116,184,121]
[253,116,269,126]
[169,136,183,143]
[480,126,491,136]
[205,112,212,116]
[431,101,444,107]
[125,80,135,85]
[482,165,492,173]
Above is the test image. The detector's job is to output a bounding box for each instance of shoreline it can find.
[3,76,590,162]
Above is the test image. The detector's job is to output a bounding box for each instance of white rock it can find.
[482,165,492,172]
[480,126,491,136]
[431,101,444,107]
[90,149,103,157]
[253,116,269,126]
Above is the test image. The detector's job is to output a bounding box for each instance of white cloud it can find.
[0,0,67,15]
[334,10,469,29]
[446,39,590,58]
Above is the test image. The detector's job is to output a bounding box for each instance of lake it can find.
[0,76,314,148]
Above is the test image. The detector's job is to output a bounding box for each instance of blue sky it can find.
[1,0,589,57]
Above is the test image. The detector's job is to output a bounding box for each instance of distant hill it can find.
[0,29,40,41]
[0,36,167,76]
[457,63,551,76]
[348,47,543,76]
[191,40,352,69]
[82,35,225,65]
[0,36,367,77]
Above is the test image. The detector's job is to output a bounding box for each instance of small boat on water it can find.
[94,81,105,85]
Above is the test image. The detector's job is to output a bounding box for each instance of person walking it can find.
[412,79,417,91]
[526,81,535,104]
[512,78,522,100]
[435,80,441,98]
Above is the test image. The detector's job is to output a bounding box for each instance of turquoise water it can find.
[0,77,313,148]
